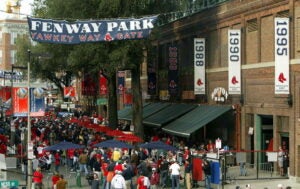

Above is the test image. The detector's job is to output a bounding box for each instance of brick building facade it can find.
[151,0,300,178]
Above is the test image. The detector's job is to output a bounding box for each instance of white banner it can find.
[194,38,205,94]
[228,29,241,94]
[275,17,289,94]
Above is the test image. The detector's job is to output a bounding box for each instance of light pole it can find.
[27,49,32,189]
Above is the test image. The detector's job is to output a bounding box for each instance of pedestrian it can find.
[106,160,116,189]
[122,161,135,189]
[101,159,109,189]
[51,171,60,189]
[32,167,44,189]
[206,140,215,153]
[137,173,150,189]
[92,155,102,180]
[91,173,101,189]
[112,148,121,162]
[202,158,211,189]
[159,156,169,188]
[150,168,159,189]
[79,150,89,175]
[169,160,180,189]
[278,146,285,176]
[56,174,68,189]
[111,170,126,189]
[237,149,247,176]
[184,159,192,189]
[54,150,61,172]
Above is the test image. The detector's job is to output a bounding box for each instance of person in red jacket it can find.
[150,168,160,189]
[51,171,60,189]
[33,167,44,189]
[137,173,150,189]
[101,159,109,189]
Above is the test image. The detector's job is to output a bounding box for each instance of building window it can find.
[247,19,258,33]
[0,50,2,64]
[0,31,2,45]
[11,32,18,45]
[11,50,16,64]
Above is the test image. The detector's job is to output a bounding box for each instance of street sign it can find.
[0,180,19,188]
[97,98,107,105]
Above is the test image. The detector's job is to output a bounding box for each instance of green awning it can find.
[162,105,232,138]
[142,102,171,118]
[143,103,197,127]
[118,102,170,121]
[118,107,132,120]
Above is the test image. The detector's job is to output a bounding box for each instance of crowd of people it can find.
[0,113,222,189]
[0,112,290,189]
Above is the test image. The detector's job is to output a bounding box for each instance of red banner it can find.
[0,86,12,115]
[12,87,28,116]
[124,93,132,105]
[99,74,108,95]
[82,73,96,96]
[64,86,76,98]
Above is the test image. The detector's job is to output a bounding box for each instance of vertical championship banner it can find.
[228,29,241,94]
[82,73,97,96]
[147,47,157,95]
[118,71,125,95]
[99,73,108,95]
[168,45,178,95]
[30,88,45,117]
[194,38,205,95]
[275,17,289,94]
[12,87,28,117]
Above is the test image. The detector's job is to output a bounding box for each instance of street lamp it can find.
[26,49,32,189]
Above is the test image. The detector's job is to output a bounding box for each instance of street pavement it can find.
[4,166,300,189]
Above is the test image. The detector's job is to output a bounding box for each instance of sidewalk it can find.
[5,166,300,189]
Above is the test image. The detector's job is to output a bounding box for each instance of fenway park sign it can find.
[27,16,157,44]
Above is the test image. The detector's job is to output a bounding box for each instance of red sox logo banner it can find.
[118,71,125,95]
[274,17,289,94]
[194,38,205,95]
[228,30,241,95]
[64,86,76,98]
[99,74,108,95]
[27,16,157,44]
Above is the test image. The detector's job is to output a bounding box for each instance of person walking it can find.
[91,173,101,189]
[51,171,60,189]
[184,159,192,189]
[32,167,44,189]
[202,159,211,189]
[150,168,159,189]
[111,170,126,189]
[101,159,109,189]
[122,161,135,189]
[169,160,180,189]
[278,146,285,176]
[159,156,169,188]
[56,175,68,189]
[137,173,150,189]
[79,150,89,175]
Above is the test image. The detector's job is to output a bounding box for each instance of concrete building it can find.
[147,0,300,179]
[0,0,28,86]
